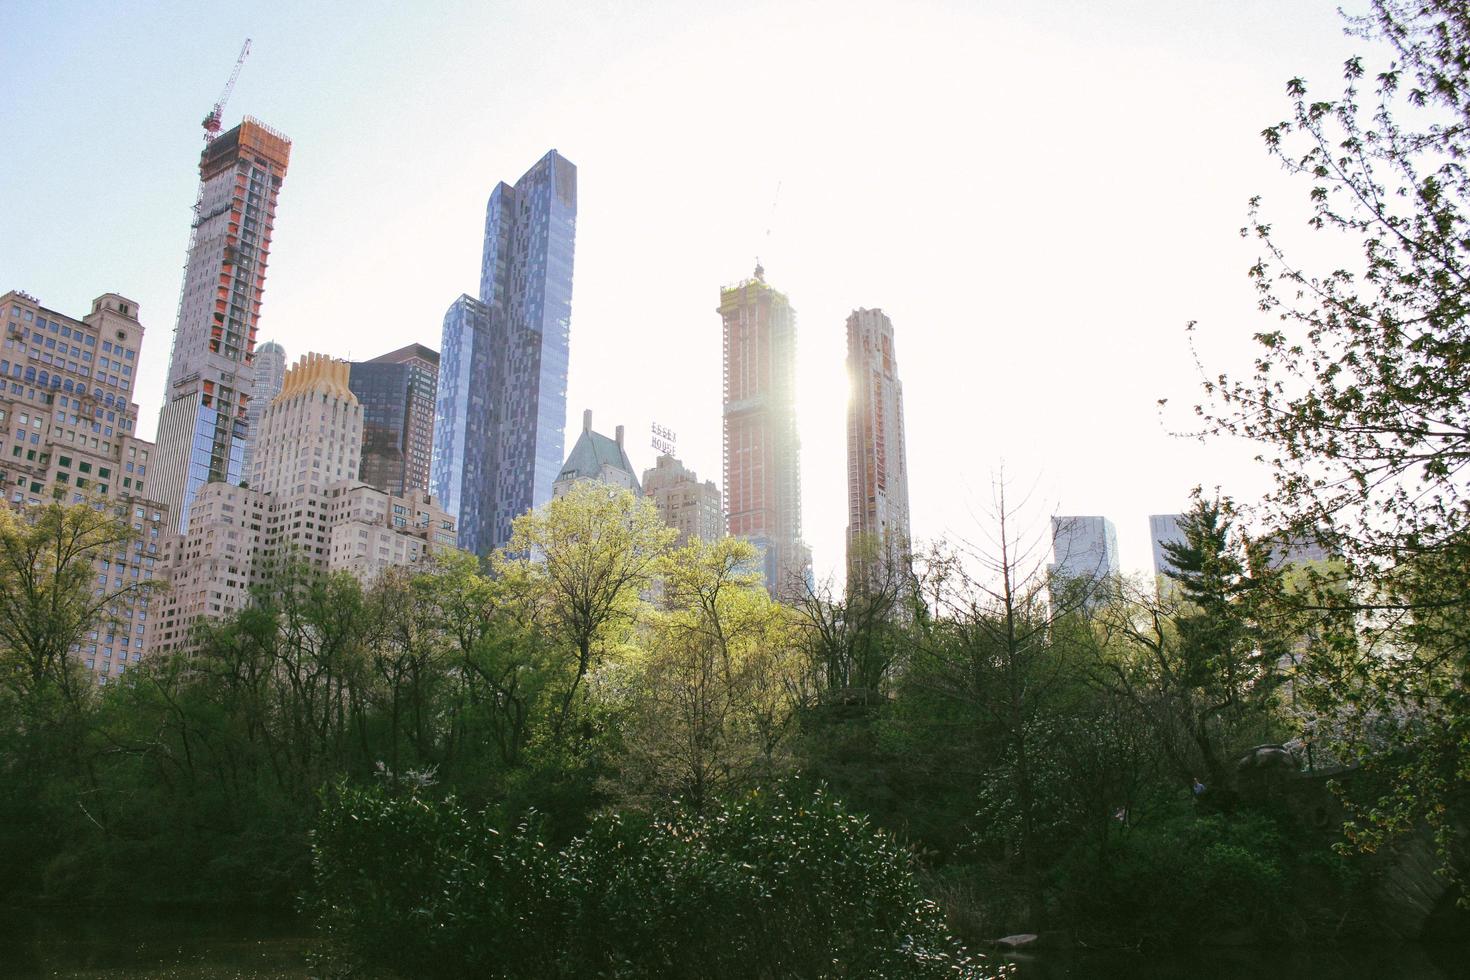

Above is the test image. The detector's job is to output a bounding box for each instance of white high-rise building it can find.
[241,339,287,484]
[845,308,911,595]
[1050,515,1119,603]
[148,354,456,655]
[1149,513,1187,595]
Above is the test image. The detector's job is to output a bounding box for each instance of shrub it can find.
[309,780,1002,978]
[1055,804,1293,947]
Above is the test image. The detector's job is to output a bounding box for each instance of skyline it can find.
[0,0,1361,583]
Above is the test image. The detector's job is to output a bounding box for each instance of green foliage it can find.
[1058,799,1287,946]
[497,481,676,742]
[310,779,999,979]
[0,501,152,901]
[620,537,803,810]
[0,502,152,708]
[1091,495,1292,790]
[0,484,1383,957]
[1191,0,1470,879]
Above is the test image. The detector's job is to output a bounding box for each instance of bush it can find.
[309,780,1002,978]
[1055,804,1294,947]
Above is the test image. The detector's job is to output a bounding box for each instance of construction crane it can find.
[202,38,251,143]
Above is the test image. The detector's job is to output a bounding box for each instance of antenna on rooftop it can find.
[759,180,782,276]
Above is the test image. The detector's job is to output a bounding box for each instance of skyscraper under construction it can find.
[719,264,809,598]
[154,117,291,531]
[845,308,912,595]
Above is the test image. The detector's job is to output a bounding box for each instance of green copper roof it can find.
[558,423,640,494]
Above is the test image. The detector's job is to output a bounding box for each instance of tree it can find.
[621,537,802,809]
[1199,1,1470,570]
[496,482,676,741]
[0,501,151,899]
[796,532,914,703]
[1194,0,1470,873]
[1090,495,1290,791]
[410,550,547,773]
[0,501,151,717]
[907,480,1092,918]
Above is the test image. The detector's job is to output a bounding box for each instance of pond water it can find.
[0,911,311,979]
[1000,943,1467,979]
[1,910,1464,978]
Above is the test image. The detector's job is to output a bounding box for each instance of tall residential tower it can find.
[720,264,809,598]
[349,343,439,496]
[433,150,577,555]
[242,339,286,483]
[845,308,911,594]
[154,118,291,531]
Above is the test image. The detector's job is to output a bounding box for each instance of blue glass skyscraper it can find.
[433,296,492,550]
[432,150,577,555]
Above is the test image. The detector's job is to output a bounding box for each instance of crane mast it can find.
[202,39,251,143]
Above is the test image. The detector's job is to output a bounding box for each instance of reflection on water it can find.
[0,910,311,979]
[1,909,1466,979]
[1005,943,1468,979]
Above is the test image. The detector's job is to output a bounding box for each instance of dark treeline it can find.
[0,479,1436,967]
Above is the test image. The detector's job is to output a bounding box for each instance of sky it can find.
[0,0,1366,587]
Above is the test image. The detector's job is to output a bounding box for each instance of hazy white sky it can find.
[1,0,1364,584]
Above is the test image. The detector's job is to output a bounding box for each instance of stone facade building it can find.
[1,289,168,685]
[147,354,455,655]
[642,453,722,545]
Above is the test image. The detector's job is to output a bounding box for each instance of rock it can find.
[1235,744,1299,773]
[992,933,1039,950]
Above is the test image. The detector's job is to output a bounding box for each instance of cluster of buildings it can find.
[1049,513,1334,603]
[4,118,462,679]
[14,102,1326,685]
[12,101,919,683]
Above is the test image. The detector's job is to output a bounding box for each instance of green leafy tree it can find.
[409,550,548,773]
[1193,0,1470,870]
[496,481,676,741]
[0,501,150,899]
[621,537,803,809]
[1086,496,1289,796]
[0,502,150,718]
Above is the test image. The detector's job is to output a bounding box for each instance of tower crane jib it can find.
[202,38,252,143]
